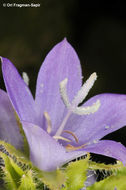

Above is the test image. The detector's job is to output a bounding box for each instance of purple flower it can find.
[1,39,126,171]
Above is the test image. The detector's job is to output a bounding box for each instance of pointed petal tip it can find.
[63,37,67,42]
[0,57,11,65]
[60,37,70,47]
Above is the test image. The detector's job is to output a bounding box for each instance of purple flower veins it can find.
[1,39,126,171]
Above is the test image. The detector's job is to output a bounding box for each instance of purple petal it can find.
[22,121,86,171]
[0,89,23,149]
[35,39,82,133]
[84,140,126,165]
[63,93,126,145]
[1,57,38,124]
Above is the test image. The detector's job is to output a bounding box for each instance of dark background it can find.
[0,0,126,164]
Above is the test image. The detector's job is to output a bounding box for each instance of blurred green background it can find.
[0,0,126,164]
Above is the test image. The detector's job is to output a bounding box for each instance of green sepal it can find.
[0,152,37,190]
[14,112,29,158]
[0,140,31,168]
[0,152,23,190]
[0,140,66,190]
[61,155,90,190]
[18,170,36,190]
[0,141,34,189]
[89,160,123,171]
[34,167,66,190]
[87,166,126,190]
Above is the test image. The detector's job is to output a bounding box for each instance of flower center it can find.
[43,110,80,145]
[44,72,101,151]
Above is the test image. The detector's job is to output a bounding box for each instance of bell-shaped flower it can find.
[1,39,126,171]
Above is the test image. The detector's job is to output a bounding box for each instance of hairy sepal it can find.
[0,140,66,190]
[0,141,34,189]
[61,155,89,190]
[87,166,126,190]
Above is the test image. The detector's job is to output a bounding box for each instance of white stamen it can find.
[22,72,29,86]
[44,111,52,134]
[72,99,100,115]
[72,72,97,106]
[59,78,71,108]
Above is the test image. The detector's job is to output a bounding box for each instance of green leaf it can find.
[62,156,89,190]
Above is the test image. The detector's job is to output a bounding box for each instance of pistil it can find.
[55,72,100,137]
[55,111,71,136]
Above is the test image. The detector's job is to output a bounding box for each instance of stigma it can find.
[59,72,100,115]
[55,72,100,137]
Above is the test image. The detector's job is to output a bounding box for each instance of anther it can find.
[62,130,79,143]
[44,111,52,134]
[65,143,87,151]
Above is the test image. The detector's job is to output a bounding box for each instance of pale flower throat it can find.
[44,72,100,144]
